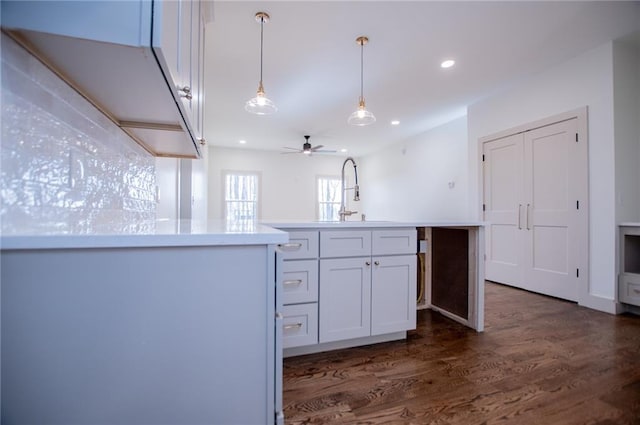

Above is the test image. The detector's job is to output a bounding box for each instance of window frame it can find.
[221,170,262,222]
[315,175,344,222]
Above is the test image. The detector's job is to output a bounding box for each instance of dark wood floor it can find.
[283,282,640,424]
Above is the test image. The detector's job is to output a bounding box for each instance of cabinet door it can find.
[372,229,417,256]
[320,230,371,258]
[371,255,417,335]
[282,259,319,304]
[319,257,371,343]
[282,303,318,348]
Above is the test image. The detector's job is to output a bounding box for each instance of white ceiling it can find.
[204,1,640,157]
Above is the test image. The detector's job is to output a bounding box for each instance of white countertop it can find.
[265,220,485,229]
[620,222,640,227]
[1,220,288,250]
[1,219,485,250]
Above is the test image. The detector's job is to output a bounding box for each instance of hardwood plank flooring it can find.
[283,282,640,424]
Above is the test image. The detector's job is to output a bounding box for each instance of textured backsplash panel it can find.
[1,34,156,235]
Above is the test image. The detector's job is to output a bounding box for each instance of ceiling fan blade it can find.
[281,151,301,154]
[315,149,337,153]
[282,146,300,151]
[310,145,324,151]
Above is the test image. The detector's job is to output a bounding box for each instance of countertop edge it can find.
[1,231,289,250]
[265,221,486,229]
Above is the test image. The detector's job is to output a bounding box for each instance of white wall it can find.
[359,116,469,222]
[1,34,156,235]
[208,147,351,221]
[467,42,617,312]
[613,39,640,223]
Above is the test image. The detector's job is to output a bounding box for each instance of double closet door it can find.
[483,116,588,301]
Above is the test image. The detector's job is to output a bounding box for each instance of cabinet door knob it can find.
[178,86,192,100]
[198,138,206,146]
[374,261,380,266]
[365,261,371,266]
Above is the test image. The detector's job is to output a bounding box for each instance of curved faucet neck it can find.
[340,157,360,221]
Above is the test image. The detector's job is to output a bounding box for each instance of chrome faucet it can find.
[339,157,360,222]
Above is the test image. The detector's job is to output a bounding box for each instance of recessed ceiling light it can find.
[391,120,400,126]
[340,148,348,153]
[441,59,455,69]
[239,140,247,144]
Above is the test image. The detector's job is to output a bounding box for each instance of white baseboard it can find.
[578,293,618,314]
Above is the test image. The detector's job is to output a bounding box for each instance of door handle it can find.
[518,204,522,230]
[526,204,531,230]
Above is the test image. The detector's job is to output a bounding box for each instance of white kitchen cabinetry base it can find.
[1,244,280,424]
[284,331,406,358]
[619,224,640,308]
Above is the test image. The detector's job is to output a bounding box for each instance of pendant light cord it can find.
[360,41,364,101]
[260,16,264,85]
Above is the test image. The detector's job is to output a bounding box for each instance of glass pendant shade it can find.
[348,98,376,126]
[245,82,277,115]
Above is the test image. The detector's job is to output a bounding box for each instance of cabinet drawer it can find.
[320,230,371,258]
[282,260,318,305]
[282,303,318,349]
[619,273,640,306]
[372,229,417,256]
[279,231,319,260]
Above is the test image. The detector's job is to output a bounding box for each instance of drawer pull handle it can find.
[283,279,303,286]
[278,242,303,252]
[283,323,303,330]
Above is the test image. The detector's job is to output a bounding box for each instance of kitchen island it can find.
[267,221,485,357]
[1,219,484,424]
[1,220,287,425]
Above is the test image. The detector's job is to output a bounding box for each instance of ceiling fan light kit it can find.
[282,135,337,156]
[245,12,277,115]
[348,36,376,126]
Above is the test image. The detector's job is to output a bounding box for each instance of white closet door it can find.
[483,116,587,302]
[523,118,581,301]
[483,133,525,286]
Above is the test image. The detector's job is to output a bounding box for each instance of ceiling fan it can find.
[282,135,336,155]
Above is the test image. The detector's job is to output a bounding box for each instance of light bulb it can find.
[257,95,266,106]
[357,109,365,119]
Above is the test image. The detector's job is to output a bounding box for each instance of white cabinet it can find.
[619,225,640,307]
[282,303,319,349]
[279,231,319,349]
[318,228,417,344]
[319,257,372,342]
[371,254,417,335]
[320,230,371,258]
[1,243,281,424]
[1,0,208,158]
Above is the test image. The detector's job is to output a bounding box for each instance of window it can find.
[224,171,259,224]
[317,176,342,221]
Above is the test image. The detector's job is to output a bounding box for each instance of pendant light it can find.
[245,12,277,115]
[348,36,376,126]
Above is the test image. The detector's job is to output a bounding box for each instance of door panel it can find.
[483,116,585,302]
[319,258,371,343]
[371,255,417,335]
[523,119,579,300]
[483,133,524,285]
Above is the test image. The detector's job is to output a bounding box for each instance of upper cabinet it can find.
[1,0,209,159]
